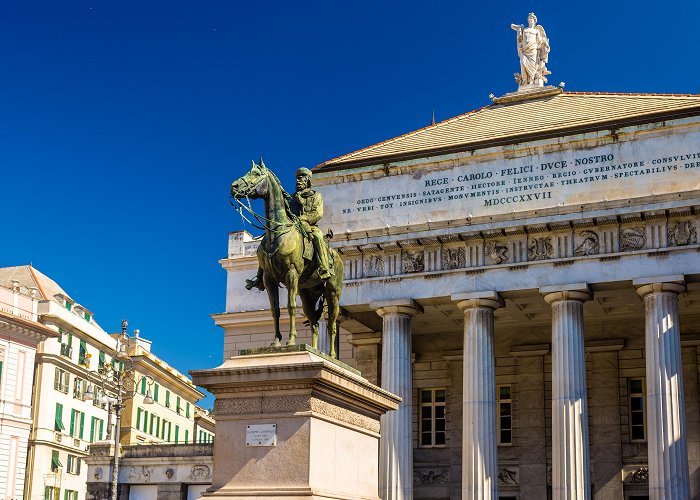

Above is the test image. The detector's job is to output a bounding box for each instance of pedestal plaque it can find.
[190,345,400,500]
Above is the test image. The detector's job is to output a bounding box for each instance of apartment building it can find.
[0,268,59,500]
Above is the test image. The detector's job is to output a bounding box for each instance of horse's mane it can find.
[263,166,297,221]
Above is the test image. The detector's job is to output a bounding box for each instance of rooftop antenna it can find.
[431,110,436,126]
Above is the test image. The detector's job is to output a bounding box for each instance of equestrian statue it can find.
[230,160,343,357]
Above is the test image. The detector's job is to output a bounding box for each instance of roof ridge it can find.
[27,265,47,300]
[563,91,700,98]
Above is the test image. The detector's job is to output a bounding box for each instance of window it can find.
[137,408,143,430]
[165,390,171,408]
[54,368,69,394]
[69,410,85,439]
[93,386,105,408]
[51,450,62,472]
[630,378,646,441]
[419,388,446,447]
[176,396,182,415]
[497,385,513,445]
[98,351,107,372]
[64,490,78,500]
[90,417,104,442]
[143,410,149,433]
[78,340,88,366]
[66,454,81,475]
[185,429,189,444]
[186,402,191,418]
[175,425,180,444]
[55,403,65,431]
[154,383,159,402]
[44,486,60,500]
[139,377,147,395]
[73,378,86,400]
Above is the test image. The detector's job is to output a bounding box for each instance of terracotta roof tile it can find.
[316,92,700,170]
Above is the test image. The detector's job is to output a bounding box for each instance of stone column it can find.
[634,276,689,499]
[541,284,592,500]
[371,299,422,500]
[316,318,329,354]
[452,291,503,500]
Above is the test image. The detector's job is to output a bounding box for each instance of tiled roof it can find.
[0,265,70,301]
[316,92,700,170]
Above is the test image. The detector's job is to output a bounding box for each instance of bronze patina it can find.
[230,160,343,357]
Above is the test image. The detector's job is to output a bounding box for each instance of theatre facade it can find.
[216,87,700,500]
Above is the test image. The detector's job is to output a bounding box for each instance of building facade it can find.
[218,89,700,499]
[119,333,207,447]
[0,269,59,500]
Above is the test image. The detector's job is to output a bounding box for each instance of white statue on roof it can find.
[511,13,550,90]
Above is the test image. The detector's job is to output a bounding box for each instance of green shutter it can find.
[55,403,65,431]
[90,417,95,442]
[185,429,189,444]
[154,384,159,402]
[69,410,75,437]
[167,422,171,442]
[175,425,179,443]
[0,360,3,384]
[140,377,146,395]
[79,412,85,439]
[51,450,63,470]
[99,351,106,369]
[78,340,86,364]
[136,408,142,429]
[177,396,181,414]
[165,390,170,407]
[99,419,104,440]
[67,332,73,348]
[186,402,190,418]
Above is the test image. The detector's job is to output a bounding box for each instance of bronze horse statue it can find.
[230,160,343,357]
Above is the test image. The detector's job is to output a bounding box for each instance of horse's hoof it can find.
[287,339,296,346]
[271,339,281,347]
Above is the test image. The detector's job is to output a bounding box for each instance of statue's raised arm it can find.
[511,12,551,89]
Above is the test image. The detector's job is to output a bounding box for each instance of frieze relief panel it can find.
[333,209,699,280]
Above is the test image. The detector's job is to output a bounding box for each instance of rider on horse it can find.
[246,167,334,291]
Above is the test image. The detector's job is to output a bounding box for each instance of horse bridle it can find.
[231,168,297,234]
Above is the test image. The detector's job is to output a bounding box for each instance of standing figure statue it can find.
[511,12,551,88]
[230,160,343,357]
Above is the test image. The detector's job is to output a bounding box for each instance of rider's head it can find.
[295,168,312,191]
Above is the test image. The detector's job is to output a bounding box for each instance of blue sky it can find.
[2,1,698,406]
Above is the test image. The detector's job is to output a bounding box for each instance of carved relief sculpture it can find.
[511,13,551,89]
[443,247,466,269]
[498,467,519,485]
[94,467,103,480]
[668,221,697,246]
[402,250,425,273]
[413,467,449,486]
[364,254,385,277]
[574,230,600,256]
[165,468,175,480]
[188,464,212,481]
[629,467,649,483]
[620,227,646,251]
[528,236,553,260]
[485,241,509,263]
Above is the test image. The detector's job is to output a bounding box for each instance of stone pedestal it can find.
[634,276,690,499]
[190,345,400,500]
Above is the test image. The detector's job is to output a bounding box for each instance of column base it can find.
[191,345,400,500]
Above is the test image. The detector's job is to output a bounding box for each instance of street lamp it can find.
[83,320,154,500]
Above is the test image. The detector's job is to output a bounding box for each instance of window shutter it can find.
[55,403,64,431]
[79,412,85,439]
[154,384,159,401]
[90,417,95,442]
[99,419,104,440]
[140,377,146,394]
[175,425,179,443]
[136,408,142,429]
[69,410,75,437]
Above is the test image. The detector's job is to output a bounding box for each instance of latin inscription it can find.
[336,151,700,215]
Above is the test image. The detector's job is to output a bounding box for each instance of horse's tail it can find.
[314,294,326,324]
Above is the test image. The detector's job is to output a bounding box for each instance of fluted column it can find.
[541,284,592,500]
[634,276,689,499]
[452,291,504,500]
[371,299,422,500]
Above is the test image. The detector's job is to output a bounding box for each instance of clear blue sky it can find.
[2,1,698,406]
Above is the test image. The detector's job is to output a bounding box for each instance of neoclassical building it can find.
[218,85,700,499]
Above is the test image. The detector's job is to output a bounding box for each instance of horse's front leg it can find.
[286,271,299,346]
[264,275,282,347]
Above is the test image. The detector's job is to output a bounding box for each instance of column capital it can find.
[452,291,504,312]
[370,299,423,317]
[540,283,592,304]
[634,275,686,298]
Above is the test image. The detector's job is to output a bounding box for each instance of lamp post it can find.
[84,320,154,500]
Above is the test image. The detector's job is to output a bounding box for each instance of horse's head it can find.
[230,159,270,199]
